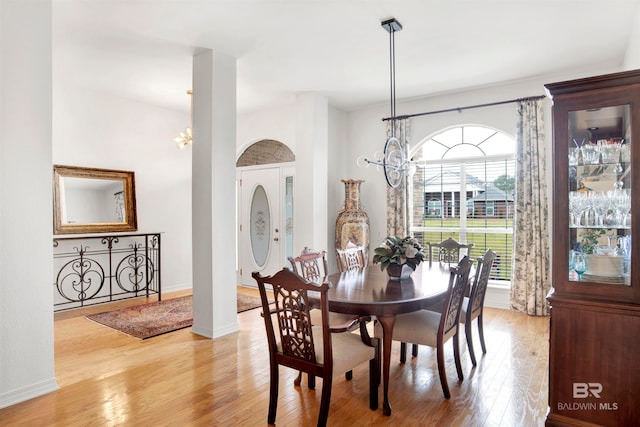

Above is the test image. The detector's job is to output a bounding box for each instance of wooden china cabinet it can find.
[545,70,640,426]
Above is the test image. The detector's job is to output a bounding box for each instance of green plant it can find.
[578,228,608,254]
[372,236,426,271]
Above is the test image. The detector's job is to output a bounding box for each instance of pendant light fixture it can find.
[382,17,401,140]
[359,17,414,188]
[174,90,193,149]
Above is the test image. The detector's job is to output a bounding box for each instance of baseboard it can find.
[213,321,240,338]
[0,377,59,409]
[161,283,193,293]
[191,324,213,338]
[485,284,510,310]
[191,323,239,339]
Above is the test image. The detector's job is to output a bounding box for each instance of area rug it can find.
[87,294,266,339]
[236,293,264,313]
[86,296,193,339]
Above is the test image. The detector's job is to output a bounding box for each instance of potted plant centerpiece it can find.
[372,236,426,280]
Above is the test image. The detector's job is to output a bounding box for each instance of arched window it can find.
[410,125,515,282]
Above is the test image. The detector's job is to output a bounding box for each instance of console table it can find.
[53,232,161,311]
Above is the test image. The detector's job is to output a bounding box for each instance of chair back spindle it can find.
[288,247,329,282]
[336,242,366,273]
[440,256,474,340]
[428,237,474,264]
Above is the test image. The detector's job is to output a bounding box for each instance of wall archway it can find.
[236,139,295,167]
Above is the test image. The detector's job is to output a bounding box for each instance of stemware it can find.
[569,192,587,226]
[617,190,631,227]
[573,253,587,281]
[591,192,609,226]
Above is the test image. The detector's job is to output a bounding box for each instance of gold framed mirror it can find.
[53,165,138,234]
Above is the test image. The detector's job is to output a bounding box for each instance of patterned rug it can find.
[86,294,264,339]
[236,293,264,313]
[86,296,193,339]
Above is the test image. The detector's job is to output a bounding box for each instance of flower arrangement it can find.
[372,236,426,271]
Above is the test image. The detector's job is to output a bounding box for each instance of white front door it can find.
[239,167,284,285]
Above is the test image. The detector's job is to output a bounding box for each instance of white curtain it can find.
[510,99,551,315]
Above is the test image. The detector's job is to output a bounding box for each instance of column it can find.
[191,49,238,338]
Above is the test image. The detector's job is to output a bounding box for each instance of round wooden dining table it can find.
[325,262,454,416]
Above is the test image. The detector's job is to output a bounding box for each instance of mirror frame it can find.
[53,165,138,235]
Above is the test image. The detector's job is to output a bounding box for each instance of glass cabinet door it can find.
[567,104,631,285]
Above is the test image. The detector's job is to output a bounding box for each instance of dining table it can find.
[325,262,455,416]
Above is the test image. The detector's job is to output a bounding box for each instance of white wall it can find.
[623,3,640,69]
[0,0,57,408]
[52,86,193,292]
[237,104,296,154]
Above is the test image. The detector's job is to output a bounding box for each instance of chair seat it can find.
[310,309,358,328]
[374,309,440,348]
[275,326,375,376]
[312,327,376,375]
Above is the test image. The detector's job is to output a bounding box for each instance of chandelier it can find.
[174,90,193,149]
[359,18,415,188]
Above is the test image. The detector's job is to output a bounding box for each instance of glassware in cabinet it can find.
[566,105,631,286]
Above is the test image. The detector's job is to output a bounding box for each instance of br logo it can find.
[573,383,602,398]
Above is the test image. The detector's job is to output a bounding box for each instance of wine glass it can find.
[617,191,631,227]
[574,253,587,281]
[569,192,586,226]
[591,192,608,226]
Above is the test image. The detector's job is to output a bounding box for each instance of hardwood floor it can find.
[0,288,549,426]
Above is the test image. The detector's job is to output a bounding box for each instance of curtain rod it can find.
[381,94,547,121]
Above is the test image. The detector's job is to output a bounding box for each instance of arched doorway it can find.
[236,140,295,286]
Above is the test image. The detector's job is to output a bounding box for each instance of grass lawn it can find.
[413,217,513,280]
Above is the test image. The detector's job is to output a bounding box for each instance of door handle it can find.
[273,237,279,242]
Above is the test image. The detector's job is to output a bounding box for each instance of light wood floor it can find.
[0,288,549,426]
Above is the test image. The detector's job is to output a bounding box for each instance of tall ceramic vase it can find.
[335,179,370,262]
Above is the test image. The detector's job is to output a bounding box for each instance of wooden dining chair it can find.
[253,268,380,427]
[462,248,495,366]
[336,241,366,272]
[376,256,473,399]
[288,246,360,385]
[428,237,474,264]
[410,249,496,366]
[288,247,328,283]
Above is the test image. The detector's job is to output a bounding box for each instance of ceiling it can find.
[52,0,640,115]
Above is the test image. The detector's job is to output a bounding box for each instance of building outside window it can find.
[410,125,515,282]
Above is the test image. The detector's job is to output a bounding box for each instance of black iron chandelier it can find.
[360,17,414,188]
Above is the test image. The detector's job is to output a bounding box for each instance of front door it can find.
[239,167,284,285]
